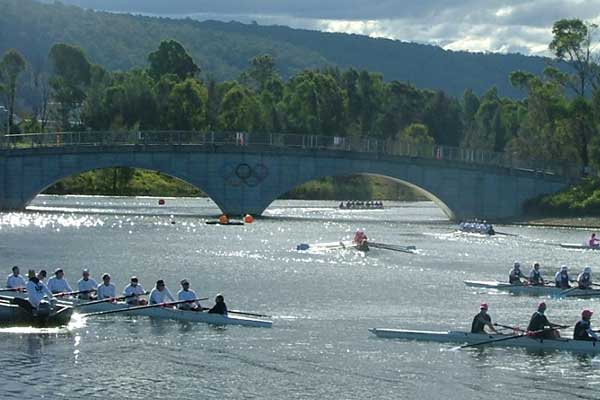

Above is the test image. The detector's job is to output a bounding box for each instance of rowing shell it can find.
[463,280,600,298]
[560,243,600,250]
[296,241,369,252]
[71,300,272,328]
[369,328,600,354]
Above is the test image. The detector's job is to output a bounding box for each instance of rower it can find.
[47,268,73,294]
[509,262,525,285]
[123,276,147,305]
[177,279,201,311]
[77,269,98,300]
[528,262,544,286]
[577,266,593,290]
[589,233,599,248]
[97,273,116,299]
[573,309,599,341]
[554,265,571,289]
[37,269,47,282]
[149,280,175,305]
[6,265,27,290]
[353,230,368,246]
[208,293,228,314]
[470,303,498,334]
[25,269,54,314]
[526,302,561,339]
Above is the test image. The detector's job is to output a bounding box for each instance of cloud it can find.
[45,0,600,55]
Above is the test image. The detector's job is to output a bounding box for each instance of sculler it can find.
[47,268,73,294]
[25,269,55,313]
[123,276,147,305]
[526,302,560,339]
[589,233,599,248]
[149,280,175,305]
[97,273,117,299]
[509,262,525,285]
[577,267,593,290]
[554,265,571,289]
[77,269,97,300]
[6,266,27,290]
[208,294,228,315]
[574,309,599,341]
[470,303,498,334]
[353,230,368,246]
[177,279,201,311]
[528,262,544,286]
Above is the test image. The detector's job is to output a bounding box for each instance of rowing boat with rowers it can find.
[560,243,600,250]
[0,297,73,327]
[296,240,369,252]
[464,280,600,297]
[368,328,600,353]
[69,299,272,328]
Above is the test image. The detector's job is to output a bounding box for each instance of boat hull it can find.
[560,243,600,250]
[0,299,73,327]
[463,280,600,298]
[369,328,600,354]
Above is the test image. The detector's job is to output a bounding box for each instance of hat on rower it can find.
[156,279,165,286]
[560,265,568,271]
[12,266,19,272]
[180,279,189,285]
[533,262,540,268]
[585,266,592,273]
[513,261,520,268]
[102,273,111,280]
[28,269,36,278]
[130,276,138,282]
[38,270,47,278]
[538,301,547,310]
[583,309,594,318]
[480,303,488,310]
[82,268,89,274]
[54,268,63,274]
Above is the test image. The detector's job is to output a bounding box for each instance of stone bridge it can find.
[0,131,577,220]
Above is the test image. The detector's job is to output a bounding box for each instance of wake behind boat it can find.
[463,280,600,298]
[368,328,600,354]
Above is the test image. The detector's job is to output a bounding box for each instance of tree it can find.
[165,78,207,130]
[148,40,199,81]
[243,54,277,92]
[0,49,27,132]
[398,123,434,145]
[218,84,262,132]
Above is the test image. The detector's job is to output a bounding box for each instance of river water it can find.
[1,196,600,399]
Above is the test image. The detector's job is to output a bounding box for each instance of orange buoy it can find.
[218,214,229,225]
[158,199,165,205]
[244,214,254,224]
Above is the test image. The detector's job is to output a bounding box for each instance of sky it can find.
[49,0,600,56]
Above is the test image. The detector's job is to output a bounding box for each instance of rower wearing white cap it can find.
[149,280,175,305]
[47,268,72,294]
[578,266,593,290]
[554,265,571,289]
[6,266,27,290]
[77,269,98,299]
[97,273,116,299]
[177,279,201,311]
[25,269,54,310]
[509,262,525,285]
[123,276,147,305]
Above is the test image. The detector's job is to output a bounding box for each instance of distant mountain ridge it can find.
[1,0,552,97]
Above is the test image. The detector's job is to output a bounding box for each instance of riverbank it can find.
[515,217,600,229]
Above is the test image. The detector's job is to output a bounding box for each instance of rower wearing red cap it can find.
[471,303,499,334]
[526,302,561,339]
[574,310,599,341]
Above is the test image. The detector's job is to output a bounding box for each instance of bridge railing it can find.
[0,130,579,178]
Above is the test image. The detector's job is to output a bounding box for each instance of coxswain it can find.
[509,262,525,285]
[149,280,175,305]
[208,293,228,314]
[528,262,545,286]
[578,266,593,290]
[77,269,98,300]
[6,265,27,290]
[554,265,571,289]
[177,279,201,311]
[526,302,561,339]
[573,309,599,341]
[97,273,116,299]
[470,303,499,334]
[589,233,600,248]
[47,268,73,294]
[25,269,54,313]
[123,276,147,305]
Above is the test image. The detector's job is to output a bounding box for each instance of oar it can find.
[457,327,564,350]
[368,242,416,254]
[495,231,519,237]
[554,287,581,299]
[75,291,150,308]
[228,309,271,318]
[53,289,97,298]
[0,287,25,293]
[84,297,209,317]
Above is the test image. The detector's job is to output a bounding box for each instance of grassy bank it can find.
[524,177,600,217]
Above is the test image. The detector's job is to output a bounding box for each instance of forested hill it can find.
[4,0,550,97]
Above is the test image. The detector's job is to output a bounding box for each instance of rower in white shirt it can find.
[25,269,54,311]
[97,273,117,299]
[6,266,27,290]
[77,269,98,300]
[123,276,147,305]
[176,279,201,311]
[149,280,175,305]
[47,268,73,294]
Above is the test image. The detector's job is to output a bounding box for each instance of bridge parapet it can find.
[1,131,579,179]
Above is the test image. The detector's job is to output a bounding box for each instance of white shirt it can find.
[149,287,175,305]
[177,288,199,308]
[6,274,27,289]
[26,279,53,307]
[97,283,116,299]
[123,284,146,303]
[78,278,98,292]
[47,277,73,293]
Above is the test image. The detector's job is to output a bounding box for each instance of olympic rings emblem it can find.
[220,162,269,187]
